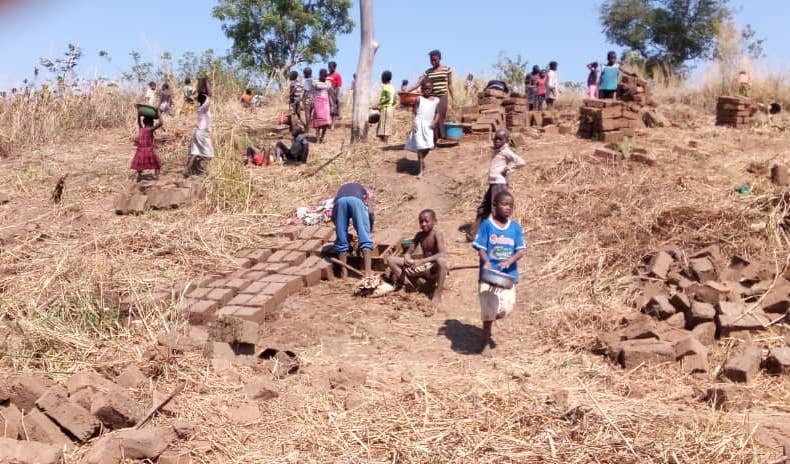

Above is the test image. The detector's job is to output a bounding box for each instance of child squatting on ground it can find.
[130,114,162,182]
[387,209,448,303]
[404,81,439,177]
[472,190,526,354]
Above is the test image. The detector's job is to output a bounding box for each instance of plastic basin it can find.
[398,92,420,107]
[136,104,159,119]
[444,123,463,140]
[480,267,515,289]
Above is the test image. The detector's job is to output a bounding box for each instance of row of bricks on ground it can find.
[184,257,333,324]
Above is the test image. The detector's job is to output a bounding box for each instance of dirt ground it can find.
[1,103,790,463]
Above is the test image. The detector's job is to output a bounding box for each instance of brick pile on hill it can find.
[577,99,644,143]
[0,370,184,463]
[461,89,565,135]
[592,245,790,388]
[617,71,653,106]
[114,174,206,215]
[716,96,757,128]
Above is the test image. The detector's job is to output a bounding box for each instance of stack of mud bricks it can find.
[182,225,336,327]
[617,71,652,106]
[0,371,144,451]
[461,88,508,134]
[716,96,755,128]
[577,99,643,143]
[503,96,529,131]
[114,175,206,215]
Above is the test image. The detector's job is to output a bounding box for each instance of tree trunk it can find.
[351,0,379,142]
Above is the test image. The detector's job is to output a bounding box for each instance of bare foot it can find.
[431,292,443,304]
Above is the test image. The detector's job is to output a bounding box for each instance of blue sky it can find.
[1,0,788,91]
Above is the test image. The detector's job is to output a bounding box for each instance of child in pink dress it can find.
[131,115,162,181]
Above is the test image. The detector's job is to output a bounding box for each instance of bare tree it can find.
[351,0,378,142]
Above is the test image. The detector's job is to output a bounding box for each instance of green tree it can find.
[599,0,733,80]
[212,0,354,92]
[493,51,528,92]
[39,43,83,87]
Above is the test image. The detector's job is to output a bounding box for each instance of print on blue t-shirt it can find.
[472,218,526,283]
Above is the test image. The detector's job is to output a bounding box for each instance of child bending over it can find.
[388,209,448,303]
[130,115,162,182]
[472,190,526,354]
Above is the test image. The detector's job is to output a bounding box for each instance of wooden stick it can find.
[303,143,345,178]
[136,382,185,429]
[449,264,479,271]
[329,257,364,277]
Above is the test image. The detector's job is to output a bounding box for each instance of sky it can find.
[1,0,789,91]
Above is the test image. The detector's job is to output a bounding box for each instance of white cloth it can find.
[479,282,516,322]
[145,88,157,106]
[189,128,214,158]
[546,70,559,99]
[405,96,439,152]
[488,146,526,184]
[197,99,212,131]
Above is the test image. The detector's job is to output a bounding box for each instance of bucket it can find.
[136,104,159,119]
[443,123,463,140]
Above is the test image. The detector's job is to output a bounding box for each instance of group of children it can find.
[586,51,622,99]
[524,62,560,110]
[130,77,214,181]
[286,62,344,144]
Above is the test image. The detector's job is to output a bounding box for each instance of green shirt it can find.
[379,83,396,108]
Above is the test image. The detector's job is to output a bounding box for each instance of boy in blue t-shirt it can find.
[598,51,620,99]
[472,190,526,354]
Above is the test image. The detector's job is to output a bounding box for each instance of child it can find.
[400,79,409,92]
[546,61,559,109]
[472,190,526,354]
[311,69,332,143]
[273,125,308,164]
[241,88,253,107]
[387,209,448,303]
[288,71,305,127]
[145,81,157,106]
[183,78,194,105]
[376,70,396,143]
[404,81,439,177]
[526,66,540,110]
[464,74,476,97]
[468,129,525,241]
[586,62,600,99]
[598,51,620,99]
[244,147,265,166]
[737,70,752,97]
[327,61,342,128]
[333,182,375,278]
[303,67,314,129]
[534,70,547,110]
[158,83,173,115]
[131,115,162,182]
[184,93,213,177]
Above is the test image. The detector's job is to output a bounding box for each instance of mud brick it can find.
[240,281,269,294]
[283,251,307,266]
[312,226,335,242]
[595,118,625,132]
[23,409,72,446]
[90,392,142,429]
[203,341,237,360]
[722,343,762,383]
[618,339,674,369]
[600,130,626,143]
[478,103,504,113]
[227,293,255,306]
[283,240,307,251]
[665,312,686,329]
[687,301,715,326]
[158,450,192,464]
[681,353,709,374]
[717,306,770,337]
[208,315,259,344]
[669,293,691,314]
[244,248,273,263]
[232,257,255,269]
[689,257,716,282]
[261,262,290,274]
[242,270,268,282]
[284,266,322,287]
[301,255,323,268]
[6,374,55,412]
[35,385,98,442]
[225,279,252,292]
[267,249,290,263]
[260,281,289,305]
[0,403,23,439]
[205,288,236,306]
[706,383,752,410]
[593,148,623,161]
[583,99,606,108]
[262,225,300,239]
[187,287,212,300]
[659,328,694,344]
[215,305,242,318]
[641,295,676,320]
[764,347,790,375]
[298,239,323,253]
[206,278,229,289]
[461,105,480,116]
[621,315,660,340]
[196,275,221,287]
[230,299,276,324]
[297,225,319,240]
[688,283,720,305]
[673,336,707,360]
[648,251,673,279]
[265,272,305,295]
[691,321,717,345]
[64,372,120,397]
[186,300,219,324]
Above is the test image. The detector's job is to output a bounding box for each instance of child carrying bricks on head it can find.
[472,190,526,354]
[387,209,448,303]
[467,129,525,241]
[404,81,439,177]
[131,114,163,182]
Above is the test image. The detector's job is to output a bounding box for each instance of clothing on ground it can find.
[405,96,439,152]
[472,217,526,283]
[479,283,516,322]
[130,126,161,171]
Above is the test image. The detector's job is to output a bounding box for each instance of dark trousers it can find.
[469,183,508,240]
[435,94,448,140]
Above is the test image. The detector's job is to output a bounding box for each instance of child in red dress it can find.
[131,115,163,181]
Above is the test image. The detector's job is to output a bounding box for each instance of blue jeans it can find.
[333,196,373,253]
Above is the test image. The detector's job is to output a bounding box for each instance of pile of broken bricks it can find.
[113,174,206,215]
[593,244,790,398]
[0,370,192,464]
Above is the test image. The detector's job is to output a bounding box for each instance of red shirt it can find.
[535,77,547,96]
[328,72,343,88]
[251,153,264,166]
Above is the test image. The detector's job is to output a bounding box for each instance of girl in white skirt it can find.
[404,81,439,177]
